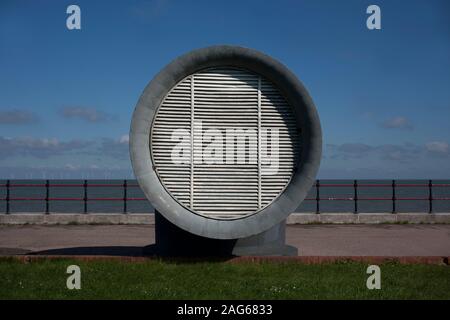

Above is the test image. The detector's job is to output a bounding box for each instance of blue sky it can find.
[0,0,449,179]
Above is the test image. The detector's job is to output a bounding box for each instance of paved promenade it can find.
[0,224,449,256]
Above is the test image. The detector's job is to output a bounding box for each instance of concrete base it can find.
[232,221,297,256]
[146,211,297,257]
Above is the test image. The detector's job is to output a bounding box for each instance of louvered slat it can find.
[151,67,300,219]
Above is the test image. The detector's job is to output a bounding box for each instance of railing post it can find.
[428,179,433,214]
[83,180,88,214]
[6,179,10,214]
[45,179,50,214]
[123,179,127,214]
[316,179,320,214]
[392,179,396,214]
[353,179,358,214]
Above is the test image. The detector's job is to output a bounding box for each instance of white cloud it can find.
[0,109,38,125]
[119,134,129,144]
[59,107,114,123]
[425,141,449,154]
[0,136,93,159]
[65,163,80,170]
[381,116,413,130]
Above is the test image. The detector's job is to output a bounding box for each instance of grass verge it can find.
[0,257,448,299]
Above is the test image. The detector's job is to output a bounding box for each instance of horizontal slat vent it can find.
[151,67,300,219]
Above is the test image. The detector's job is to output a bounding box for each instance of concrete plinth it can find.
[147,211,297,257]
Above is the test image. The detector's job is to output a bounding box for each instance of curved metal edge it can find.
[130,45,322,239]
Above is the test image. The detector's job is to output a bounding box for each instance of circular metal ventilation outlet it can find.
[151,67,300,220]
[130,45,321,239]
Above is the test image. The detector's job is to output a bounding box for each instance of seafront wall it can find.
[1,212,449,225]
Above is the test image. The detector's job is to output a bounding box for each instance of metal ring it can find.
[130,45,322,239]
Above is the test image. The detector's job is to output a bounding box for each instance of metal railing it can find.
[309,180,450,214]
[1,180,146,214]
[0,179,449,214]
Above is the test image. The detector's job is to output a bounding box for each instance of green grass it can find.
[0,258,448,299]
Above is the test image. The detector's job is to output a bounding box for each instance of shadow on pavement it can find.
[31,245,158,257]
[29,245,237,262]
[0,247,32,255]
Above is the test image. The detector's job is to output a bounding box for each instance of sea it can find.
[1,179,449,214]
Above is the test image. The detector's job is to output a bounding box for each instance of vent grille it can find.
[151,67,300,219]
